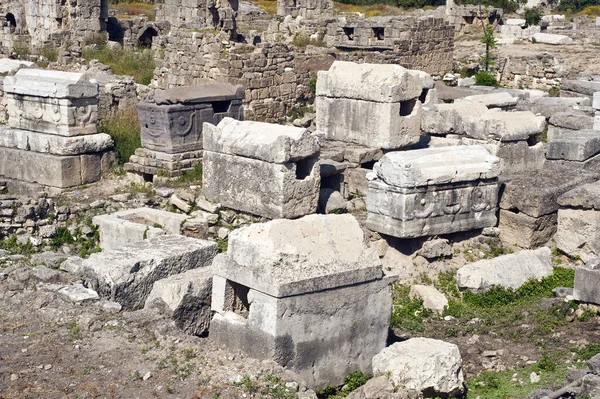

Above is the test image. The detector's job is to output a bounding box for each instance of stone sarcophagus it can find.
[202,117,320,219]
[210,214,394,389]
[316,61,429,150]
[366,146,502,238]
[4,69,99,136]
[137,83,245,154]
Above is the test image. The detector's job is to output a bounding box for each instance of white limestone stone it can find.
[203,117,318,163]
[4,69,98,98]
[372,338,465,397]
[464,109,546,141]
[457,91,518,108]
[0,59,34,75]
[0,126,113,155]
[64,235,218,309]
[409,285,448,314]
[532,33,573,45]
[574,260,600,304]
[373,146,501,188]
[456,247,553,292]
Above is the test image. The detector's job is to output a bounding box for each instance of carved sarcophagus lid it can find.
[4,69,99,136]
[366,145,503,238]
[138,83,245,154]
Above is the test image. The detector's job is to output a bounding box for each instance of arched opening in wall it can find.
[6,13,16,28]
[138,26,158,48]
[107,16,125,44]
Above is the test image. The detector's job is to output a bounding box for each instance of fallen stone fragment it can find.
[409,285,448,314]
[372,338,465,397]
[456,247,553,292]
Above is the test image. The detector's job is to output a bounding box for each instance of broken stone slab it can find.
[58,284,100,303]
[519,97,591,118]
[0,126,113,155]
[457,91,519,108]
[549,111,594,130]
[343,146,383,164]
[92,207,188,251]
[499,209,557,249]
[144,266,215,336]
[316,61,425,150]
[319,159,355,177]
[372,338,465,397]
[574,259,600,304]
[0,58,34,75]
[532,33,573,44]
[456,247,553,292]
[0,146,112,188]
[202,150,320,219]
[418,238,452,259]
[547,130,600,161]
[372,146,501,188]
[216,214,382,298]
[63,235,218,310]
[555,209,600,263]
[203,117,319,163]
[4,69,99,136]
[463,109,546,142]
[138,83,244,154]
[409,285,448,314]
[478,139,546,175]
[558,180,600,210]
[561,80,600,97]
[421,102,489,135]
[500,166,598,218]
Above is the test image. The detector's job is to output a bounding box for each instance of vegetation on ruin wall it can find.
[98,107,142,165]
[558,0,600,13]
[109,2,155,20]
[254,0,278,14]
[333,1,406,16]
[82,45,155,85]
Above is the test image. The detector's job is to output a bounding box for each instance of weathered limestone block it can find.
[366,146,501,238]
[409,285,448,314]
[316,61,425,149]
[532,33,573,45]
[421,102,489,135]
[0,126,113,155]
[4,69,99,136]
[547,130,600,161]
[574,260,600,304]
[372,338,465,397]
[203,117,319,163]
[210,214,392,388]
[93,207,189,251]
[138,83,245,154]
[457,91,518,109]
[555,181,600,262]
[498,209,557,249]
[64,235,218,310]
[456,247,553,292]
[0,147,111,188]
[202,119,320,219]
[145,266,215,336]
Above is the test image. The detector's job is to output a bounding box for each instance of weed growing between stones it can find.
[82,45,155,85]
[316,370,371,398]
[98,107,142,165]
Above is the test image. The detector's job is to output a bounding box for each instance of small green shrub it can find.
[342,370,371,393]
[39,44,59,65]
[474,71,498,87]
[524,7,543,26]
[291,34,326,48]
[51,227,75,249]
[11,40,31,60]
[390,285,434,331]
[98,107,141,165]
[549,86,560,97]
[575,342,600,360]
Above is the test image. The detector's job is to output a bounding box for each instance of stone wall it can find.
[155,0,238,37]
[498,52,566,90]
[154,16,453,121]
[0,0,107,50]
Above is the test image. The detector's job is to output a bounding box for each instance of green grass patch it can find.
[98,107,141,165]
[82,45,155,85]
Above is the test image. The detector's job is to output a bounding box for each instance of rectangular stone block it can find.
[138,83,245,154]
[498,209,557,249]
[547,130,600,161]
[366,180,498,238]
[3,69,99,136]
[202,150,320,219]
[555,208,600,263]
[574,260,600,304]
[0,146,106,188]
[0,126,113,155]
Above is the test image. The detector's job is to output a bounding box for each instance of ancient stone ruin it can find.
[210,214,393,388]
[125,83,245,179]
[0,69,114,189]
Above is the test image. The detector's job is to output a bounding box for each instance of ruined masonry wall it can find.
[154,20,453,122]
